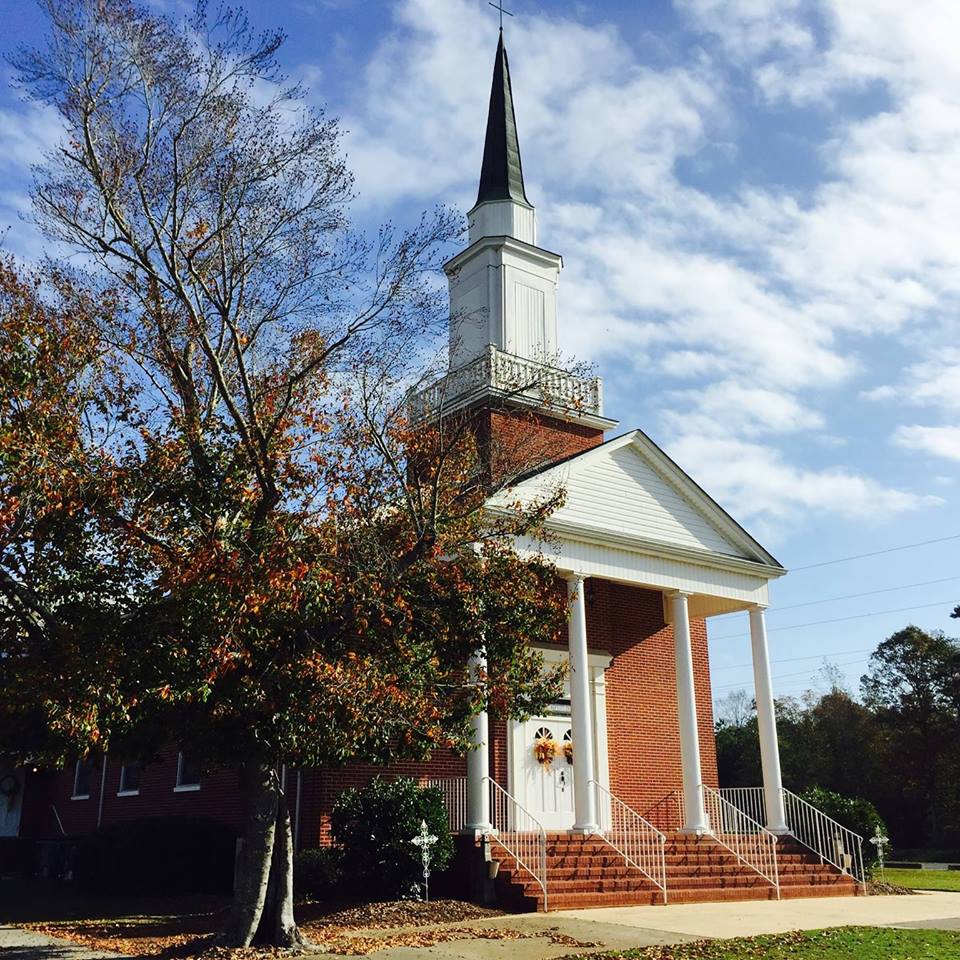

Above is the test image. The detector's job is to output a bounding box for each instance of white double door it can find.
[0,769,24,837]
[521,716,576,830]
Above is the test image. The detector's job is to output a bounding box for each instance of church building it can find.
[4,29,864,912]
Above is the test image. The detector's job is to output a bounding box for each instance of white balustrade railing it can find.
[718,786,768,828]
[488,776,549,910]
[592,780,668,903]
[420,776,468,834]
[409,345,603,421]
[781,788,866,889]
[701,785,780,898]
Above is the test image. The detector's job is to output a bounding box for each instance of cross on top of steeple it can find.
[488,1,514,30]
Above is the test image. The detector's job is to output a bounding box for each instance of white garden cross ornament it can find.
[410,819,438,902]
[869,824,890,880]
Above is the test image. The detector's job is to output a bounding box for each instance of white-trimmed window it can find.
[174,752,201,792]
[118,761,143,796]
[72,758,93,799]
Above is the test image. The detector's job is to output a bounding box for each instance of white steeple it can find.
[445,31,561,370]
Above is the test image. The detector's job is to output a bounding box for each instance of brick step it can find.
[498,865,844,889]
[667,874,852,891]
[533,890,665,911]
[665,846,822,860]
[516,878,662,895]
[536,847,834,869]
[502,879,859,913]
[501,866,644,883]
[513,872,852,896]
[666,861,839,876]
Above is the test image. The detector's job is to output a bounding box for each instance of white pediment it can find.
[489,431,781,570]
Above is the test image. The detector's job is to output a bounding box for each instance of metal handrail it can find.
[701,784,780,898]
[718,786,767,827]
[592,780,668,903]
[419,776,468,833]
[487,776,549,910]
[781,788,866,889]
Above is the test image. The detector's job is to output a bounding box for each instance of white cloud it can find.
[664,381,825,439]
[1,0,946,531]
[313,0,951,529]
[669,433,942,524]
[675,0,817,63]
[894,425,960,463]
[0,101,62,172]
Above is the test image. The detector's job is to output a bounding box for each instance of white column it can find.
[568,575,599,833]
[672,591,710,833]
[750,606,789,834]
[465,653,492,833]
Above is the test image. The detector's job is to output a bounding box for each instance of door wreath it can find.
[533,727,559,767]
[0,773,20,812]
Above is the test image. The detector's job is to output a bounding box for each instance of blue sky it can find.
[1,0,957,710]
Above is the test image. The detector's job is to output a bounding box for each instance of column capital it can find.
[749,603,769,612]
[667,589,693,600]
[564,572,588,584]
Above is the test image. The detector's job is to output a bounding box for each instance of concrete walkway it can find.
[0,925,121,960]
[373,892,960,958]
[555,890,960,939]
[4,893,960,960]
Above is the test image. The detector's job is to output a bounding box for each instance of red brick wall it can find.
[20,745,243,839]
[314,754,467,844]
[20,582,719,844]
[588,580,718,818]
[479,407,605,483]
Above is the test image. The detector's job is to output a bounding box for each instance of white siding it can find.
[511,282,546,358]
[513,534,770,610]
[544,445,742,557]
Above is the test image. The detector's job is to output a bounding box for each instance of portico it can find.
[462,430,791,840]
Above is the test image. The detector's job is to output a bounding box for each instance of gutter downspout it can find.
[97,756,108,829]
[294,770,303,851]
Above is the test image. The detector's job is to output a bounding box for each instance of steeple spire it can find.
[476,31,530,208]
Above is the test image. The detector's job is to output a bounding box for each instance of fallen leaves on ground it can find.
[866,878,917,896]
[19,899,585,958]
[297,898,504,929]
[306,924,595,956]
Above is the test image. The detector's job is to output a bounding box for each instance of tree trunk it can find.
[255,792,304,947]
[222,761,279,947]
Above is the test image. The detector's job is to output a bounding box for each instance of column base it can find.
[679,825,712,836]
[463,824,494,838]
[572,824,600,835]
[768,825,791,835]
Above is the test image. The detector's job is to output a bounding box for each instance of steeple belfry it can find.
[446,32,560,369]
[426,31,613,433]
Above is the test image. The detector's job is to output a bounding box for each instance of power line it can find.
[712,655,870,692]
[775,576,960,610]
[713,647,873,671]
[710,599,954,641]
[711,576,960,619]
[791,534,960,572]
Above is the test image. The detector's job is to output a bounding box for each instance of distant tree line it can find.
[716,624,960,853]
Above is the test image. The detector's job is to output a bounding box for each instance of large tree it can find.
[3,0,570,946]
[861,625,959,843]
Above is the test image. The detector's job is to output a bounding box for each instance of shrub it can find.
[800,786,888,865]
[78,816,236,894]
[294,846,342,900]
[331,777,453,899]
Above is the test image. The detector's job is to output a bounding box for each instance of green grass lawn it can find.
[575,928,960,960]
[884,867,960,892]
